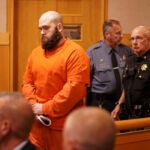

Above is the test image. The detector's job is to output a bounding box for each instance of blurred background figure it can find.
[86,19,132,120]
[63,107,116,150]
[0,92,37,150]
[120,25,150,119]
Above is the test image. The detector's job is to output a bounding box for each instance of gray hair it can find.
[103,19,120,38]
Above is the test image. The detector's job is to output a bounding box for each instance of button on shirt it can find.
[87,40,132,94]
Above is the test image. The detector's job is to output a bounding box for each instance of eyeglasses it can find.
[129,36,145,42]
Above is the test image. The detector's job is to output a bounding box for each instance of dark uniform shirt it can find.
[123,50,150,118]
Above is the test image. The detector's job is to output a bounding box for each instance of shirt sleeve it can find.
[23,46,90,118]
[22,56,37,105]
[86,49,94,85]
[42,49,90,117]
[42,81,87,117]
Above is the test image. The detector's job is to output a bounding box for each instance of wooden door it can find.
[13,0,107,90]
[0,33,10,91]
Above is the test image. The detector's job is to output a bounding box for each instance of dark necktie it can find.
[111,49,122,98]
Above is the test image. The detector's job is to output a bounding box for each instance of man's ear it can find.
[57,23,63,32]
[0,120,11,136]
[105,32,110,38]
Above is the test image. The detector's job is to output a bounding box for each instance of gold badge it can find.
[141,64,148,71]
[122,55,126,61]
[138,75,142,78]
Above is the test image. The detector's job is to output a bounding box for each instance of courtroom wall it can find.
[108,0,150,33]
[0,0,6,32]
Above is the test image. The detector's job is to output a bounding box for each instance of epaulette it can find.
[87,41,103,51]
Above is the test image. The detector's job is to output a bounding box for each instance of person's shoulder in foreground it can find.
[0,92,37,150]
[63,107,116,150]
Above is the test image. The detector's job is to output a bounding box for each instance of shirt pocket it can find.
[133,69,150,90]
[119,60,125,68]
[95,66,113,83]
[137,70,150,80]
[126,68,135,77]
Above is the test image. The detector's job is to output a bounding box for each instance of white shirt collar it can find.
[13,140,28,150]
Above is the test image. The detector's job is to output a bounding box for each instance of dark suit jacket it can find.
[21,141,37,150]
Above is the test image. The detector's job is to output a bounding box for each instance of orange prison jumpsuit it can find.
[22,39,90,150]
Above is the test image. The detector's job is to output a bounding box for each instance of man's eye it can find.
[43,26,49,30]
[39,26,50,31]
[117,32,121,35]
[130,36,144,42]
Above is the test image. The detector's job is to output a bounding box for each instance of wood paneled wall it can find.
[12,0,107,90]
[0,0,6,32]
[4,0,131,91]
[122,34,131,47]
[0,32,10,91]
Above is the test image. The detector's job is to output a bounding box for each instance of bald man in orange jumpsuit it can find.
[22,10,90,150]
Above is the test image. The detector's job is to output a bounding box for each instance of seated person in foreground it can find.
[63,107,116,150]
[0,92,37,150]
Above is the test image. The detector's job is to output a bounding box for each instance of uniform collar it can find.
[104,42,119,54]
[136,50,150,62]
[13,140,28,150]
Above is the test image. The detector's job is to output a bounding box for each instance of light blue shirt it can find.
[87,40,132,94]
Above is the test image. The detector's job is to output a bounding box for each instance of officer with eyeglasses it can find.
[114,25,150,119]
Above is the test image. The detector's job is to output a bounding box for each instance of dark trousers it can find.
[120,103,150,119]
[86,92,117,112]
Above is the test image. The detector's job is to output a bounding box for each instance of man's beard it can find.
[42,28,63,51]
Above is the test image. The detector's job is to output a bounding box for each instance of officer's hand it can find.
[111,104,121,120]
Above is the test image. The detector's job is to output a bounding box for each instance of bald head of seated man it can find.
[63,107,116,150]
[0,92,37,150]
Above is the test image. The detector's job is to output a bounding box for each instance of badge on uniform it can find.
[141,64,148,71]
[99,59,107,67]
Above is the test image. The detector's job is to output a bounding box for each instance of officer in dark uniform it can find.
[86,19,132,119]
[120,25,150,119]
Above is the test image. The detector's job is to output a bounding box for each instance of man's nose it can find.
[41,29,46,35]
